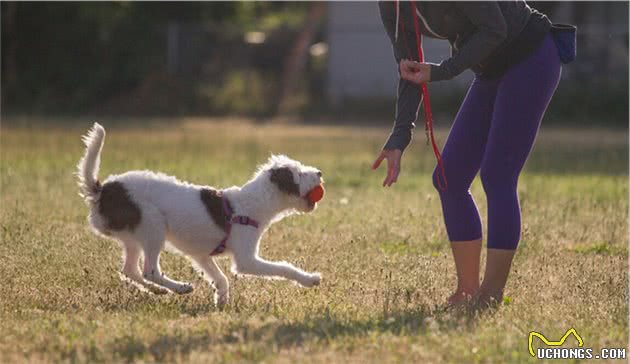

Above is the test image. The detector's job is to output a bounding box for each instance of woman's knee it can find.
[432,166,448,192]
[433,165,468,195]
[480,167,517,196]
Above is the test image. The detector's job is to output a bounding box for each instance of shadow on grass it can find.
[251,306,478,346]
[106,305,481,363]
[90,287,219,316]
[111,332,219,363]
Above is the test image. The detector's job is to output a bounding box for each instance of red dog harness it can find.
[210,194,259,256]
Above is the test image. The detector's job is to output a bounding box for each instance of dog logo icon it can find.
[528,328,584,357]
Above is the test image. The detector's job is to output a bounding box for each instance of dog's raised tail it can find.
[77,122,106,203]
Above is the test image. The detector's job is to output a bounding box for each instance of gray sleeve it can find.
[431,2,508,82]
[379,1,422,152]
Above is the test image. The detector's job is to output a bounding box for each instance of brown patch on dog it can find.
[270,167,300,196]
[200,188,227,231]
[98,181,141,231]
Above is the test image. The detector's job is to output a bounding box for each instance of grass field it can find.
[1,117,628,363]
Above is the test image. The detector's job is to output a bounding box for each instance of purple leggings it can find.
[433,34,561,250]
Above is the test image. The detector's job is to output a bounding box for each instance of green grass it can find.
[1,117,628,363]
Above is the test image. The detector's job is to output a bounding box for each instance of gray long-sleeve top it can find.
[379,1,549,151]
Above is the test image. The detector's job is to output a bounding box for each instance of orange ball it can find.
[307,184,325,203]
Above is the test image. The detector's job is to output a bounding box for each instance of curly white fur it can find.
[76,123,105,203]
[77,123,323,306]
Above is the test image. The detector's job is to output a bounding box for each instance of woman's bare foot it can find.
[473,290,502,308]
[447,289,477,305]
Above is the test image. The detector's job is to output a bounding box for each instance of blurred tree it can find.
[277,2,326,115]
[0,2,308,115]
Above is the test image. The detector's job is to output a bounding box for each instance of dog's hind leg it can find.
[143,247,194,295]
[118,236,168,295]
[192,255,229,306]
[137,206,194,295]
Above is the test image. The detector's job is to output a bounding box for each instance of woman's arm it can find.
[430,2,508,82]
[378,1,422,152]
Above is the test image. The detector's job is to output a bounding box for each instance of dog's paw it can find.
[174,283,194,295]
[214,291,229,308]
[300,273,321,288]
[148,285,169,295]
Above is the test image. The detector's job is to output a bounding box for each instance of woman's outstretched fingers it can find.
[385,156,400,186]
[372,151,391,186]
[385,158,394,186]
[373,149,402,187]
[372,151,386,170]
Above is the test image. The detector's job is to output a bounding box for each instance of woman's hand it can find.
[400,59,431,84]
[372,149,402,187]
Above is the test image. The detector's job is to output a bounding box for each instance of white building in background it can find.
[326,2,470,106]
[326,2,629,105]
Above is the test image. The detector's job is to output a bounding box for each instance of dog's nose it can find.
[317,171,322,177]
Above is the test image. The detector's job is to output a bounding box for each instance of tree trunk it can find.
[276,2,326,116]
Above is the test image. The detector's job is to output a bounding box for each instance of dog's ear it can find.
[269,167,300,196]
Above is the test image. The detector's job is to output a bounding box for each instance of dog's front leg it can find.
[234,256,321,287]
[229,227,320,287]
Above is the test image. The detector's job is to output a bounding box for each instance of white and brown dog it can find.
[77,123,323,306]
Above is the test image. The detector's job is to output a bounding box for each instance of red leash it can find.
[399,1,447,191]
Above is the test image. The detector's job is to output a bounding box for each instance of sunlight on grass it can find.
[0,118,627,363]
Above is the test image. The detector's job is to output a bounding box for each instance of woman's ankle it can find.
[449,239,482,304]
[477,248,516,305]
